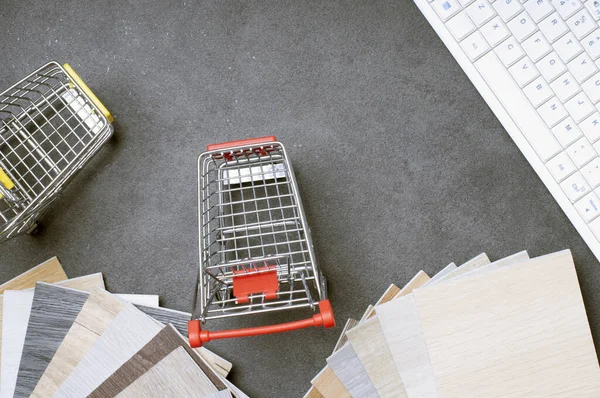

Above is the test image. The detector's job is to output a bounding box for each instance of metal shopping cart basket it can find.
[0,61,114,242]
[188,136,335,347]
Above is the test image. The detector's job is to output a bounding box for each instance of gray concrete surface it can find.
[1,1,599,396]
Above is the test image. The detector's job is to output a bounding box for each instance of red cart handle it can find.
[206,136,277,151]
[188,300,335,347]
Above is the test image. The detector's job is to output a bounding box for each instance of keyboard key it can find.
[567,136,596,166]
[552,117,584,145]
[509,56,541,85]
[574,191,600,221]
[580,112,600,140]
[467,0,496,25]
[524,76,554,105]
[554,32,584,62]
[551,72,581,101]
[493,0,523,20]
[538,96,569,126]
[458,0,476,6]
[481,17,511,45]
[582,29,600,59]
[567,9,596,39]
[475,52,562,160]
[523,31,552,61]
[565,92,595,120]
[546,151,577,180]
[569,52,598,81]
[539,12,570,42]
[507,12,538,41]
[589,214,600,237]
[495,37,525,65]
[584,0,600,20]
[560,171,591,201]
[524,0,554,22]
[447,12,476,40]
[582,73,600,102]
[461,31,491,59]
[432,0,462,20]
[554,0,583,19]
[537,51,567,80]
[582,157,600,186]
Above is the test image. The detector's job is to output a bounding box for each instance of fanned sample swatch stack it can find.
[0,257,246,398]
[305,249,600,398]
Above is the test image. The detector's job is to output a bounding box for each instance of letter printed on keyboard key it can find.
[565,92,595,121]
[524,0,554,22]
[574,191,600,221]
[538,96,569,126]
[581,112,600,141]
[551,72,581,101]
[496,36,525,65]
[507,12,538,41]
[509,56,541,85]
[481,16,510,45]
[552,117,584,145]
[467,0,496,25]
[522,31,552,61]
[493,0,523,21]
[539,12,570,42]
[524,76,554,105]
[537,51,567,80]
[567,9,596,39]
[554,32,584,62]
[582,73,600,102]
[569,52,598,81]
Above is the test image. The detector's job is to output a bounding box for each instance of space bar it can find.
[474,52,561,161]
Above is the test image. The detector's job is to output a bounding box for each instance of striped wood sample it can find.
[417,250,600,397]
[0,257,68,380]
[332,318,359,353]
[115,347,218,398]
[311,366,351,398]
[304,387,325,398]
[30,287,127,398]
[115,294,159,307]
[0,257,67,294]
[54,303,162,398]
[346,270,432,398]
[89,324,226,397]
[327,343,379,397]
[378,251,531,398]
[14,283,89,398]
[1,291,34,397]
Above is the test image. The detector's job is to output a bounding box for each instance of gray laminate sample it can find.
[13,282,89,398]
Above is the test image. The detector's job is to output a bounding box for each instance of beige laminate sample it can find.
[416,250,600,397]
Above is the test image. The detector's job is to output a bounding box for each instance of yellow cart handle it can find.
[63,63,114,123]
[0,168,15,199]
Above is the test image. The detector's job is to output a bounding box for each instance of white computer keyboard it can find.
[414,0,600,259]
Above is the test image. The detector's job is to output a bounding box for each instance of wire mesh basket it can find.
[0,61,114,242]
[189,136,334,347]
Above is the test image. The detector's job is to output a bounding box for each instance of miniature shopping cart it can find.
[0,61,114,242]
[188,136,335,347]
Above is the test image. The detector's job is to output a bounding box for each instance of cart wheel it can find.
[27,222,39,235]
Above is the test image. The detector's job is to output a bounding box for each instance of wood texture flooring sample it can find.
[347,270,431,398]
[327,343,379,397]
[311,366,352,398]
[31,287,127,398]
[304,386,325,398]
[425,263,456,285]
[332,318,358,353]
[115,294,159,307]
[417,250,600,397]
[90,324,226,397]
[14,283,89,398]
[115,346,218,398]
[0,257,67,293]
[54,303,162,398]
[1,291,34,397]
[429,253,490,285]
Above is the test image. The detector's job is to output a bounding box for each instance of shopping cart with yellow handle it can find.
[0,61,114,242]
[189,136,335,347]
